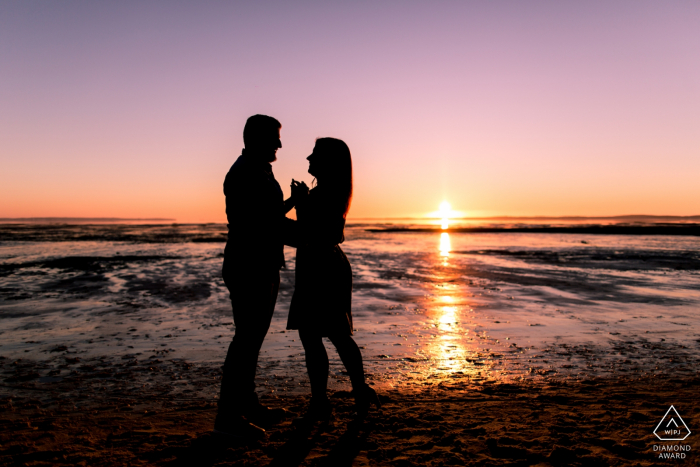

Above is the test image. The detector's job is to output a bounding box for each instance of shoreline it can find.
[2,222,700,244]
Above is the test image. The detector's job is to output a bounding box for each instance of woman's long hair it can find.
[315,137,353,218]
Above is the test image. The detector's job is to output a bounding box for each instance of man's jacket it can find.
[223,151,293,273]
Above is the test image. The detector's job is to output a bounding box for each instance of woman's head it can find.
[307,137,353,217]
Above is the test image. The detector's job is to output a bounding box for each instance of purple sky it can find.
[1,1,698,221]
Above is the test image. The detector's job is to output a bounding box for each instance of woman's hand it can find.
[291,179,309,200]
[284,179,308,214]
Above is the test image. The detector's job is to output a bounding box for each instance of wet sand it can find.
[1,223,699,464]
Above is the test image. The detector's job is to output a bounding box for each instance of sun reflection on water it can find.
[387,229,492,388]
[439,232,451,257]
[437,305,457,328]
[426,304,470,375]
[421,247,483,381]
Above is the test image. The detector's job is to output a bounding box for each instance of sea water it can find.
[0,222,698,397]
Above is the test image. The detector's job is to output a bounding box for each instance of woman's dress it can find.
[286,187,353,336]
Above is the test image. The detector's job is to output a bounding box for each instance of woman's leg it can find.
[328,334,365,391]
[329,333,380,417]
[299,330,330,401]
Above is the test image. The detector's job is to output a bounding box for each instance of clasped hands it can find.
[291,179,309,200]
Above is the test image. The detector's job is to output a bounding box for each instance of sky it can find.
[1,1,699,222]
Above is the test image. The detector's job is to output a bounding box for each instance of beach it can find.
[1,221,699,465]
[5,0,700,463]
[2,376,698,466]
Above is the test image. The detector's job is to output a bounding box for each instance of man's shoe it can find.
[245,405,290,428]
[293,397,332,428]
[213,414,266,439]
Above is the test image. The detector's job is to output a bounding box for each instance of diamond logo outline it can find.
[653,405,691,441]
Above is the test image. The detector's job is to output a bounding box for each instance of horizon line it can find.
[2,214,700,224]
[351,214,700,220]
[0,217,176,222]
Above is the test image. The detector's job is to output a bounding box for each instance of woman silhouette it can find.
[287,137,380,423]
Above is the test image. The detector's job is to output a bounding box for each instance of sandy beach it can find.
[1,375,698,466]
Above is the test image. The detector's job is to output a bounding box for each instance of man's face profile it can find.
[252,127,281,163]
[266,128,281,162]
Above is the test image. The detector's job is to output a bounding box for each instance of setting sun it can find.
[439,201,451,229]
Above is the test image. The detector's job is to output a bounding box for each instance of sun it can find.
[427,201,464,227]
[439,201,451,230]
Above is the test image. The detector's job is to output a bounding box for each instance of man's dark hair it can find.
[243,114,281,147]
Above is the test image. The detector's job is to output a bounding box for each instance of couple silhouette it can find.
[214,115,380,438]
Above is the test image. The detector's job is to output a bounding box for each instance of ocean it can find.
[1,220,699,402]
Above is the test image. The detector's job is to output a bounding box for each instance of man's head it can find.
[243,114,282,162]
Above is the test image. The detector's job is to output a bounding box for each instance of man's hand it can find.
[291,179,309,200]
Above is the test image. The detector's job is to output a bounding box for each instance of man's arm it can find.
[282,216,298,248]
[283,197,295,214]
[225,166,274,238]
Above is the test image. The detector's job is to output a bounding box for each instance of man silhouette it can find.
[214,114,295,438]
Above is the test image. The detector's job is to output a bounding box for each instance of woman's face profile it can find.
[307,144,325,178]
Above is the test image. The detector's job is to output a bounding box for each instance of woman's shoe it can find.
[352,384,381,420]
[213,414,266,439]
[293,397,332,428]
